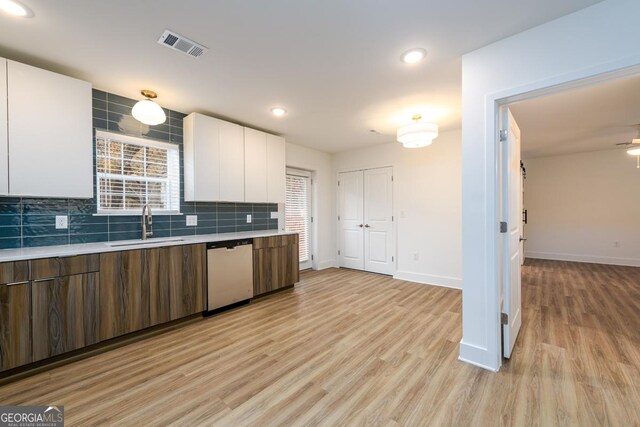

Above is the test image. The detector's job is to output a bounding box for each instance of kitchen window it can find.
[96,130,180,214]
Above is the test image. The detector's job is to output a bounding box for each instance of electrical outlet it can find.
[55,215,68,229]
[270,211,279,219]
[413,252,419,261]
[246,214,252,223]
[613,241,620,248]
[186,215,198,226]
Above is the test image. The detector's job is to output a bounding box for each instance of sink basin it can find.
[105,238,185,248]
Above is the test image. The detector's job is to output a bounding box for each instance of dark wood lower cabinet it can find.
[31,273,99,361]
[144,244,205,325]
[99,250,149,341]
[253,234,299,296]
[0,281,32,371]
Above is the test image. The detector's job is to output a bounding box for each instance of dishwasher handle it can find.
[207,238,253,250]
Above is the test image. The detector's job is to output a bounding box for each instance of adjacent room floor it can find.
[0,262,638,426]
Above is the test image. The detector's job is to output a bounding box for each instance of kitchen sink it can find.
[105,238,186,248]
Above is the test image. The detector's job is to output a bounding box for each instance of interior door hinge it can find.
[311,254,314,260]
[501,312,509,325]
[499,129,508,142]
[392,256,394,262]
[392,215,394,221]
[338,181,340,186]
[500,221,508,233]
[338,215,340,221]
[311,179,314,185]
[391,175,394,182]
[338,250,341,255]
[311,216,314,223]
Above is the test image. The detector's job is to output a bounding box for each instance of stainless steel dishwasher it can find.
[207,239,254,311]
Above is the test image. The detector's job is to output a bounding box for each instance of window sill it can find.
[93,212,183,217]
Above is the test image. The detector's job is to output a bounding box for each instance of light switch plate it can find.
[246,214,252,223]
[186,215,198,226]
[55,215,68,229]
[270,211,279,219]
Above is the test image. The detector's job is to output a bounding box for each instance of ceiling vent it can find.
[157,30,208,58]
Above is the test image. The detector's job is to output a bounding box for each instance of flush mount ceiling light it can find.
[401,48,427,64]
[271,107,287,117]
[132,90,166,126]
[0,0,34,17]
[397,115,438,148]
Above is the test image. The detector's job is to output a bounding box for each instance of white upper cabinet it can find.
[219,120,245,202]
[184,112,286,203]
[7,60,93,198]
[266,134,286,204]
[243,128,268,203]
[0,58,7,196]
[184,113,221,201]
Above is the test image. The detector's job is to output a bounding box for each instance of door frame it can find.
[285,167,314,271]
[336,165,396,275]
[485,62,640,371]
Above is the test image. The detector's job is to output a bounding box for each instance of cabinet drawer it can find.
[0,261,29,285]
[31,254,100,280]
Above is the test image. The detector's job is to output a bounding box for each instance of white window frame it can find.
[95,130,181,215]
[285,168,313,270]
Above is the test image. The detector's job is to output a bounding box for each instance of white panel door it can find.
[502,108,522,358]
[244,128,268,202]
[338,171,364,270]
[183,113,220,201]
[364,167,394,275]
[0,58,7,196]
[219,120,244,202]
[8,60,93,198]
[266,134,286,203]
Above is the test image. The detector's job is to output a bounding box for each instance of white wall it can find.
[523,150,640,267]
[286,142,336,270]
[461,0,640,371]
[332,129,462,289]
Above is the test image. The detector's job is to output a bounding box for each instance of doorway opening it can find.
[498,72,640,361]
[285,168,313,271]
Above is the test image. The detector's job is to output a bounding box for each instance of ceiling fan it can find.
[615,125,640,168]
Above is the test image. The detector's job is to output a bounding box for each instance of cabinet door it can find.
[167,244,206,320]
[143,248,170,327]
[0,282,31,371]
[219,121,245,202]
[99,250,149,341]
[253,236,299,296]
[32,273,99,361]
[244,128,268,202]
[0,58,7,196]
[183,113,221,201]
[7,60,92,198]
[266,134,286,204]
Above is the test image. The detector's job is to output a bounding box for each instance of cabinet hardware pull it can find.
[5,281,29,286]
[33,278,55,283]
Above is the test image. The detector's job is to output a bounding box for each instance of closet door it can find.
[363,167,394,275]
[338,171,364,270]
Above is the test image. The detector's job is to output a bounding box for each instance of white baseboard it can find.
[526,251,640,267]
[458,340,499,372]
[393,271,462,290]
[317,259,338,270]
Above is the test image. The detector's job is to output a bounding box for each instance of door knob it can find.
[365,224,371,228]
[358,224,363,228]
[519,237,527,242]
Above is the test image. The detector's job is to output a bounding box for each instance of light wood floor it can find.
[0,261,639,426]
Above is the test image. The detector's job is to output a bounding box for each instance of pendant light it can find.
[132,90,166,125]
[397,115,438,148]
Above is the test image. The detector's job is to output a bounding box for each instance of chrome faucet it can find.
[141,204,153,240]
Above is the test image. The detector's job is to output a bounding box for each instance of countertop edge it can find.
[0,230,298,262]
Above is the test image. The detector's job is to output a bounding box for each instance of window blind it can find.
[96,130,180,214]
[285,174,310,262]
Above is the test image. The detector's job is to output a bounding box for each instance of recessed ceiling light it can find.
[401,48,427,64]
[0,0,34,17]
[271,107,287,117]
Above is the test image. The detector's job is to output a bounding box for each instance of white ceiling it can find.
[510,74,640,159]
[0,0,602,153]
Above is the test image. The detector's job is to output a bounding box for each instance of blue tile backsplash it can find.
[0,90,278,249]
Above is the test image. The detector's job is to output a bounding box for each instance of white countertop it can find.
[0,230,296,262]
